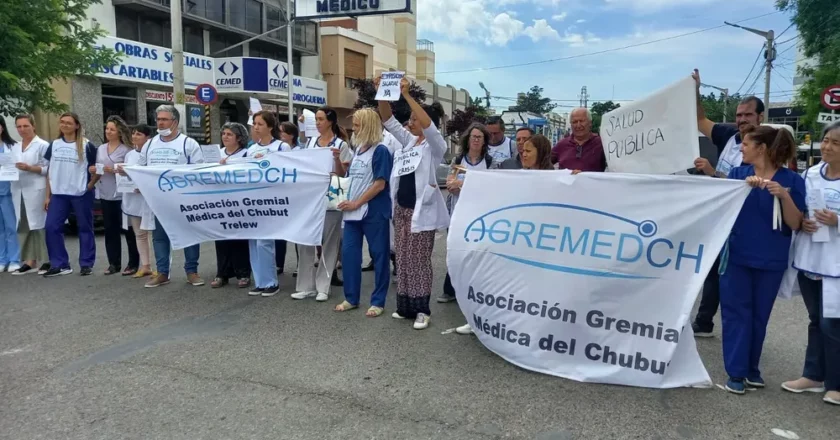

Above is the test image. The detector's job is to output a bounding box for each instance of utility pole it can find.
[478,82,491,108]
[579,86,589,108]
[701,83,730,123]
[725,22,774,107]
[286,0,294,122]
[170,0,186,132]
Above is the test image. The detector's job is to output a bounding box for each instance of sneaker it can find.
[0,265,6,273]
[7,263,21,273]
[391,312,406,320]
[11,264,34,275]
[455,323,474,335]
[315,292,329,302]
[436,293,457,303]
[145,274,170,288]
[261,286,280,297]
[692,322,714,338]
[186,273,205,286]
[413,313,431,330]
[79,267,93,276]
[37,263,51,275]
[824,391,840,405]
[745,377,765,388]
[725,378,746,395]
[781,378,825,394]
[248,287,264,296]
[290,291,316,300]
[44,267,73,277]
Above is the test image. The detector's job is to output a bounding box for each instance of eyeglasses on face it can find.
[470,135,484,141]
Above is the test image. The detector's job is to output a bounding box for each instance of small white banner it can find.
[376,71,405,101]
[124,149,334,249]
[601,76,700,174]
[447,170,750,388]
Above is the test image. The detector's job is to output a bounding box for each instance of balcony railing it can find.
[417,39,434,52]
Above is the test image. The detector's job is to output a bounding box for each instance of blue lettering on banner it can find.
[157,160,298,195]
[317,0,381,13]
[462,203,705,278]
[216,78,243,86]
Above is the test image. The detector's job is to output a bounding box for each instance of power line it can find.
[437,10,780,75]
[735,45,765,95]
[776,22,796,39]
[745,68,764,96]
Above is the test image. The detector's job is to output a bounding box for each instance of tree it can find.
[445,106,487,143]
[352,78,427,123]
[509,86,557,115]
[469,96,491,118]
[590,101,621,132]
[0,0,120,115]
[776,0,840,130]
[698,92,743,123]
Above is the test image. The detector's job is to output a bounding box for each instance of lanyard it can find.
[316,135,338,148]
[224,146,244,157]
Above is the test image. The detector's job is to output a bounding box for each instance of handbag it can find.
[326,174,349,211]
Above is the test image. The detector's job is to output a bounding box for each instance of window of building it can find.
[184,25,204,54]
[344,50,366,88]
[250,41,285,61]
[232,0,262,34]
[139,18,171,48]
[210,33,243,57]
[185,0,225,24]
[115,9,139,42]
[266,5,286,42]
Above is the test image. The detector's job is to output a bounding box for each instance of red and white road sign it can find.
[821,85,840,110]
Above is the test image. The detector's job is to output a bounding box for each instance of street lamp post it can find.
[724,21,775,107]
[701,83,730,123]
[478,82,491,108]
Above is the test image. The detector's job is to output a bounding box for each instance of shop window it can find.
[102,85,138,126]
[344,50,366,88]
[266,5,286,42]
[210,33,243,57]
[115,8,139,42]
[184,25,204,54]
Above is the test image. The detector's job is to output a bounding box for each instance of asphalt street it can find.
[0,233,836,440]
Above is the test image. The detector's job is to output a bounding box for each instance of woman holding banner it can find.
[119,124,156,279]
[335,108,393,316]
[719,125,805,395]
[292,106,352,303]
[782,121,840,406]
[212,122,252,289]
[375,76,449,330]
[246,111,291,298]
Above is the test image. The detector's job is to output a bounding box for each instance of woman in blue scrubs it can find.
[721,125,806,394]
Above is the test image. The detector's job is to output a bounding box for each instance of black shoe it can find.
[44,267,73,277]
[292,270,298,278]
[37,263,51,275]
[276,267,284,275]
[692,322,714,338]
[248,287,264,296]
[104,265,119,275]
[80,267,93,276]
[437,293,457,303]
[331,269,343,287]
[11,264,34,275]
[361,261,375,272]
[260,285,280,297]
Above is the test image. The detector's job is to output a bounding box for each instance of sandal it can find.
[133,268,152,278]
[237,278,251,288]
[211,277,228,288]
[122,267,138,276]
[334,301,358,312]
[104,265,120,275]
[366,306,384,317]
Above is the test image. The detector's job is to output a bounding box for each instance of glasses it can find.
[470,135,484,141]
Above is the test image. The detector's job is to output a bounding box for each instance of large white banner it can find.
[125,149,334,250]
[601,77,700,174]
[447,170,750,388]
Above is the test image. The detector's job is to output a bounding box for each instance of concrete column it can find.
[71,77,104,145]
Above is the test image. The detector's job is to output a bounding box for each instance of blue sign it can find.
[195,83,218,105]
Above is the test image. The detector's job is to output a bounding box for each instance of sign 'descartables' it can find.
[295,0,411,20]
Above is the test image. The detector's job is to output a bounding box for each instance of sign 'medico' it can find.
[295,0,411,19]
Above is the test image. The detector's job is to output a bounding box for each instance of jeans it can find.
[45,192,95,269]
[693,256,721,331]
[249,239,277,288]
[343,214,390,308]
[152,217,199,276]
[798,273,840,391]
[0,194,20,266]
[101,199,138,269]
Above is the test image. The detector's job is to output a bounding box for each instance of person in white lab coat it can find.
[10,115,50,275]
[375,76,449,330]
[0,118,22,273]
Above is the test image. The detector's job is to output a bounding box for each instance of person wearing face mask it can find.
[0,118,22,273]
[782,122,840,406]
[718,125,805,395]
[139,105,206,288]
[10,115,50,275]
[485,117,517,168]
[118,124,156,279]
[690,69,768,339]
[42,112,98,277]
[371,76,448,330]
[88,116,139,276]
[291,106,352,303]
[500,127,532,170]
[245,111,291,298]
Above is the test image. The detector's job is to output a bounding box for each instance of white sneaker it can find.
[315,292,329,302]
[290,291,316,300]
[0,265,6,273]
[7,264,21,273]
[455,324,474,335]
[391,312,406,319]
[413,313,430,330]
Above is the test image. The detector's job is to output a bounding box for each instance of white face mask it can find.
[157,128,173,137]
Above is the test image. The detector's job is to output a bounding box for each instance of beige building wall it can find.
[319,28,375,123]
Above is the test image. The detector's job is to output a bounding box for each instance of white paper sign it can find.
[303,109,317,138]
[124,148,334,250]
[601,76,700,174]
[447,170,751,388]
[807,188,831,242]
[0,151,19,181]
[116,166,137,193]
[394,147,422,176]
[200,144,222,164]
[247,98,262,125]
[376,71,405,102]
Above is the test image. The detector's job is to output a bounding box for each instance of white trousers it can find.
[297,211,342,294]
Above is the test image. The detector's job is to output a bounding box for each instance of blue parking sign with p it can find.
[195,83,218,105]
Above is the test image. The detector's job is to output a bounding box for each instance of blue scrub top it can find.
[727,165,806,271]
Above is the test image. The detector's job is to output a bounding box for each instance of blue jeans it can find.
[342,214,390,308]
[798,272,840,391]
[152,217,199,276]
[0,194,20,266]
[720,263,784,379]
[45,192,95,269]
[249,239,277,288]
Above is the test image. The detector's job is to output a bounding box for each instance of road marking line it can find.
[0,348,29,356]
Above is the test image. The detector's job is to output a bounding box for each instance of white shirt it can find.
[792,163,840,278]
[449,155,489,213]
[382,130,402,156]
[247,139,291,158]
[716,134,743,176]
[306,135,353,164]
[488,137,517,168]
[221,145,249,160]
[45,138,96,196]
[138,132,204,166]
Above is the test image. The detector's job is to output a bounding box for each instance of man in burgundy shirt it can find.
[551,108,607,172]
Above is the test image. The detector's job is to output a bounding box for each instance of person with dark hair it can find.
[89,115,138,276]
[690,69,767,338]
[437,122,492,304]
[0,118,22,273]
[42,112,98,277]
[279,121,300,149]
[119,124,155,279]
[718,124,805,395]
[521,134,554,170]
[485,116,516,168]
[10,115,50,275]
[500,127,533,169]
[782,121,840,406]
[372,76,449,330]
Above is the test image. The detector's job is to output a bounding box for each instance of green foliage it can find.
[699,92,744,123]
[469,96,491,118]
[0,0,121,116]
[590,101,621,132]
[445,106,488,143]
[776,0,840,130]
[509,86,557,115]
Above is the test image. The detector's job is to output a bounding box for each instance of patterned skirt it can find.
[393,205,436,318]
